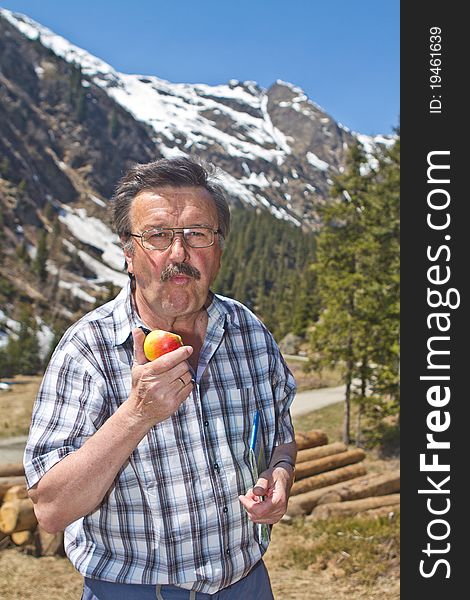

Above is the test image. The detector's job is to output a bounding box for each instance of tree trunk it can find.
[3,484,28,502]
[296,442,347,464]
[355,504,400,520]
[0,498,37,534]
[318,470,400,503]
[294,448,365,481]
[343,346,353,445]
[355,360,368,446]
[287,471,399,516]
[0,476,26,501]
[0,463,25,477]
[290,463,367,496]
[11,529,34,546]
[295,430,328,451]
[355,402,363,447]
[309,493,400,520]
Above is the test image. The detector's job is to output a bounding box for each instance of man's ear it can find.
[121,238,134,276]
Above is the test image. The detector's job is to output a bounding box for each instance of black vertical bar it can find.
[401,2,466,596]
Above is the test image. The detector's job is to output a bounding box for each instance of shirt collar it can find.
[113,280,142,346]
[112,283,237,348]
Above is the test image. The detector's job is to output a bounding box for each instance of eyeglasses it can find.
[130,226,222,250]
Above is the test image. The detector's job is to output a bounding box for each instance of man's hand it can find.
[238,464,294,524]
[128,328,194,426]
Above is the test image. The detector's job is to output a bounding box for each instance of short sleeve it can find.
[23,349,108,489]
[271,351,297,447]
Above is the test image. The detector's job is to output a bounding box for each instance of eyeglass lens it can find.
[143,228,214,249]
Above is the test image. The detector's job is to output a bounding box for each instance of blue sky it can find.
[1,0,399,135]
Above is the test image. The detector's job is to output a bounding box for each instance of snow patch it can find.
[306,152,330,171]
[240,171,270,188]
[89,195,107,208]
[58,205,124,271]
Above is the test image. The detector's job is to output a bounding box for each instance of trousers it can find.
[81,559,274,600]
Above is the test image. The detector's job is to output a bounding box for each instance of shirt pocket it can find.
[212,387,261,494]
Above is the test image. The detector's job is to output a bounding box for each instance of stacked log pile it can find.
[288,429,400,520]
[0,428,398,555]
[0,463,64,556]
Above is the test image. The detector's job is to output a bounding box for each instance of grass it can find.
[265,513,400,599]
[271,514,399,581]
[293,400,362,445]
[0,375,42,438]
[285,359,343,393]
[0,550,83,600]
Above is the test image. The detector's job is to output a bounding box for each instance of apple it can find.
[143,329,183,361]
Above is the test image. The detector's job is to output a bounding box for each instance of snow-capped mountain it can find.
[0,8,393,330]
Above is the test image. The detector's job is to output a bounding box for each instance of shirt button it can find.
[226,548,230,554]
[204,420,209,427]
[214,463,220,472]
[223,506,228,513]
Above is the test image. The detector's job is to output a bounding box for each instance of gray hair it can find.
[111,156,230,251]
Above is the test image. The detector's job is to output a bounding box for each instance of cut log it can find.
[308,493,401,520]
[0,530,11,550]
[35,527,65,557]
[291,463,367,496]
[11,529,34,546]
[3,483,28,502]
[317,470,400,504]
[355,504,400,520]
[0,463,25,477]
[0,498,37,534]
[287,470,400,516]
[0,476,26,501]
[296,442,347,464]
[295,448,366,481]
[295,430,328,451]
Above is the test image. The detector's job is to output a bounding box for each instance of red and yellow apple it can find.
[143,329,183,361]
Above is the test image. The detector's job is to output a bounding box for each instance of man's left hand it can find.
[238,464,294,524]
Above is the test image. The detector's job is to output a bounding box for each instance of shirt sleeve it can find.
[271,348,297,447]
[23,347,108,490]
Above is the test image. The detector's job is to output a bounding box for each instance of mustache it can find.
[160,262,201,281]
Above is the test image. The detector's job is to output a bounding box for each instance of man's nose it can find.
[168,233,189,261]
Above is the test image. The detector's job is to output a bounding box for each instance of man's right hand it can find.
[128,328,194,426]
[29,328,194,534]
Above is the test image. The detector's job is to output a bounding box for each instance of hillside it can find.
[0,7,393,353]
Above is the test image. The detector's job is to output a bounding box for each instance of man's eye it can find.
[187,230,204,236]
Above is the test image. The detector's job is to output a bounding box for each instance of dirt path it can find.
[290,385,344,416]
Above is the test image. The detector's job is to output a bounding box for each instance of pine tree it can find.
[34,229,49,283]
[0,157,9,179]
[16,239,30,264]
[75,89,87,122]
[0,208,4,265]
[109,109,119,138]
[309,142,376,444]
[308,138,400,446]
[4,305,42,376]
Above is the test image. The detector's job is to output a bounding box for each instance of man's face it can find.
[124,186,223,321]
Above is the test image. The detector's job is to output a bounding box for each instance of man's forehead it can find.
[134,186,213,204]
[131,186,218,225]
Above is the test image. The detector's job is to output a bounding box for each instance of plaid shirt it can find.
[24,282,296,594]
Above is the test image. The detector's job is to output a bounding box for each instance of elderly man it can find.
[25,157,297,600]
